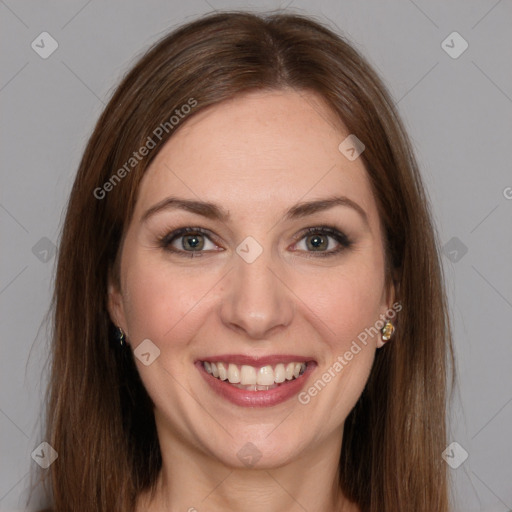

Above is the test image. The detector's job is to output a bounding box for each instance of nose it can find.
[219,245,295,340]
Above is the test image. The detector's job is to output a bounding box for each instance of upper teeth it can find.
[203,361,307,385]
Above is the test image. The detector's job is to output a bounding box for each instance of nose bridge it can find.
[219,237,294,338]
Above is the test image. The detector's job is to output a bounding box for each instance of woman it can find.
[36,10,455,512]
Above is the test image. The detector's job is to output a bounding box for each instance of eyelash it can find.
[157,226,353,259]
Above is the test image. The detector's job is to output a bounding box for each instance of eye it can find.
[159,227,220,257]
[158,225,352,258]
[292,226,352,257]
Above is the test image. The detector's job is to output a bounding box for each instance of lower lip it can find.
[196,361,317,407]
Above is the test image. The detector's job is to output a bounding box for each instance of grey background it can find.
[1,0,511,510]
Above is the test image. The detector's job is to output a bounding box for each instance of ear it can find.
[107,271,128,334]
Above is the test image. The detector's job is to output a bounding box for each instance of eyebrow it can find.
[141,195,369,226]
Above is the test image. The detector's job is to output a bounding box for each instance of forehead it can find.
[133,90,378,226]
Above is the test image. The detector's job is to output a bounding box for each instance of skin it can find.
[108,89,395,512]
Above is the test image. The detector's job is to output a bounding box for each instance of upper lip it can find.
[196,354,315,366]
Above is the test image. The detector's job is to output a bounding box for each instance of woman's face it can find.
[109,89,394,469]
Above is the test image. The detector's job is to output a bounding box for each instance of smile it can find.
[196,356,316,407]
[203,361,307,390]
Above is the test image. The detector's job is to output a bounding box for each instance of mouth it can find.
[195,356,316,407]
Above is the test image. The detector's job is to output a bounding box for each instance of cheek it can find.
[300,256,386,351]
[333,277,383,339]
[121,251,210,348]
[295,262,385,413]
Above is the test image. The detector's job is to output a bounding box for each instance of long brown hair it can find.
[36,10,455,511]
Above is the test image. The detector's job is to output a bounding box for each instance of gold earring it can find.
[116,327,126,347]
[381,321,395,342]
